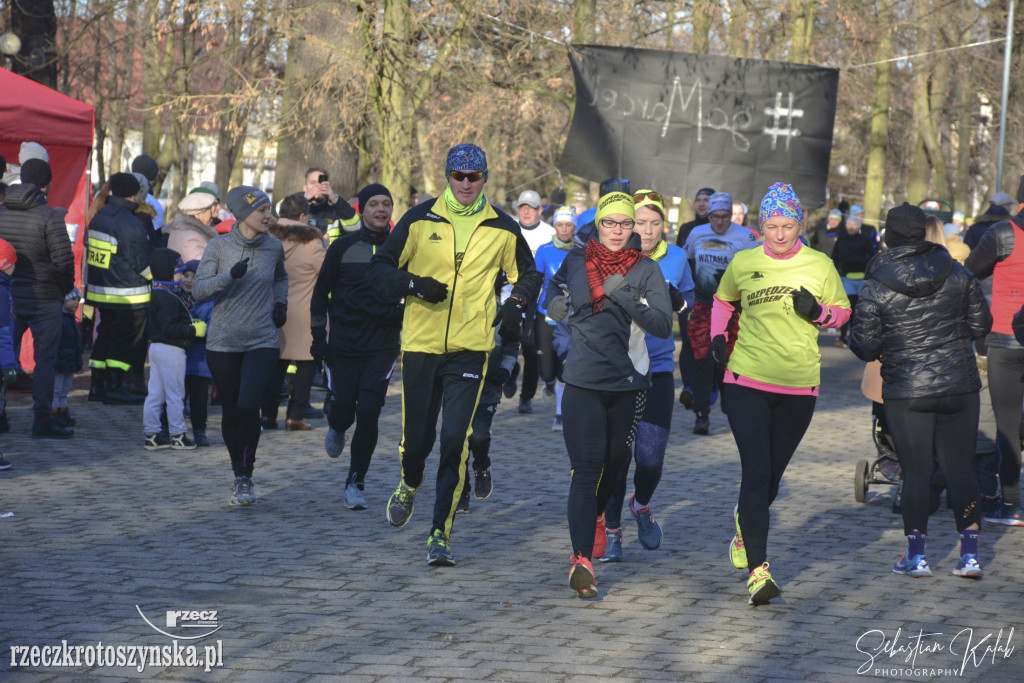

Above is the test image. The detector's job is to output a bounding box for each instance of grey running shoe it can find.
[230,476,255,506]
[631,495,663,550]
[344,482,367,510]
[552,415,563,431]
[144,432,171,451]
[473,468,492,500]
[387,480,417,527]
[426,530,456,566]
[170,433,197,450]
[518,398,533,413]
[693,412,709,435]
[325,427,346,458]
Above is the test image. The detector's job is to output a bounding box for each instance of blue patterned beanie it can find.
[759,182,804,226]
[445,143,488,181]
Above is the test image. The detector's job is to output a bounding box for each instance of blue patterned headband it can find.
[445,143,488,181]
[759,182,804,226]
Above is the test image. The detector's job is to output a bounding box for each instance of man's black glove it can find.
[486,367,511,385]
[710,334,728,366]
[409,275,448,303]
[493,295,527,340]
[668,284,687,313]
[272,301,287,328]
[310,336,329,364]
[229,257,249,279]
[791,286,822,321]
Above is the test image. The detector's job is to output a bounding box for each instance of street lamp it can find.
[836,164,849,205]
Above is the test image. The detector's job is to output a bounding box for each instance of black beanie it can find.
[21,158,52,189]
[358,183,392,214]
[150,248,181,282]
[884,203,927,248]
[109,172,141,198]
[131,155,159,182]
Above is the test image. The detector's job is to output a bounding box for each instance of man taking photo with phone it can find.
[302,166,358,242]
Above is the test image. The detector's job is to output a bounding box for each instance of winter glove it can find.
[603,273,627,296]
[408,275,448,303]
[272,301,287,328]
[191,319,207,338]
[229,257,250,279]
[547,284,571,322]
[310,336,329,365]
[486,366,511,385]
[2,367,17,385]
[710,334,728,367]
[791,286,823,321]
[493,295,527,341]
[668,283,687,313]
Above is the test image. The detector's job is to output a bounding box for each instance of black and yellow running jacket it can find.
[368,197,542,354]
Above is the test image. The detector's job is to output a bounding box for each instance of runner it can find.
[602,189,694,562]
[533,206,576,430]
[713,182,849,605]
[546,191,672,598]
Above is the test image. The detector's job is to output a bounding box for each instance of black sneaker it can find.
[474,468,492,500]
[170,433,197,450]
[693,412,709,436]
[193,430,211,447]
[144,432,171,450]
[456,492,470,514]
[518,398,533,413]
[32,419,73,439]
[426,530,456,566]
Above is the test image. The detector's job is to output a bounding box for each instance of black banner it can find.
[560,45,839,210]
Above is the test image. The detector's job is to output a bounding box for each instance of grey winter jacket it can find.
[850,243,991,400]
[192,225,288,352]
[0,184,75,311]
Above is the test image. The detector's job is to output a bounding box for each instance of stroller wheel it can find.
[854,459,869,503]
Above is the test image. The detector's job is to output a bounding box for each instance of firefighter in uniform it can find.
[85,173,154,404]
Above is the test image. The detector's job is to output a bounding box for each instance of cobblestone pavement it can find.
[1,337,1022,682]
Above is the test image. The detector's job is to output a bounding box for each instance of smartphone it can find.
[318,174,329,183]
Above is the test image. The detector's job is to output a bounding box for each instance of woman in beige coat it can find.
[260,196,326,430]
[165,191,219,261]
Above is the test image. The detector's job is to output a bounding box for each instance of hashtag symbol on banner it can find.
[763,92,804,152]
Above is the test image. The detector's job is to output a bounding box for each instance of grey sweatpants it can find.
[144,342,186,435]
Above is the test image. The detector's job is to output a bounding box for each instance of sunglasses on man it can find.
[450,171,485,183]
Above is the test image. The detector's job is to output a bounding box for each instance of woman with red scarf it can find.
[544,191,673,598]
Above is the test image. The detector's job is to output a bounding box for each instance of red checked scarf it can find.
[584,238,646,312]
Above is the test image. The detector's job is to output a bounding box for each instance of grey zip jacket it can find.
[193,225,288,352]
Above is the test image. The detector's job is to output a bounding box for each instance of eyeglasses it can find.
[599,218,636,230]
[709,212,732,221]
[450,171,484,183]
[633,191,664,205]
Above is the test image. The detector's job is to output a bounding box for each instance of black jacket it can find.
[850,243,991,400]
[0,184,75,312]
[310,222,404,357]
[831,227,878,276]
[147,250,195,349]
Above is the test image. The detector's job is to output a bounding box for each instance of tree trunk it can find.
[9,0,58,88]
[788,0,816,65]
[862,12,892,226]
[954,30,973,214]
[691,0,711,54]
[907,132,929,206]
[574,0,596,43]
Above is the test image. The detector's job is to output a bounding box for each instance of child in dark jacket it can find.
[52,287,83,428]
[179,259,213,447]
[0,238,18,470]
[144,248,199,450]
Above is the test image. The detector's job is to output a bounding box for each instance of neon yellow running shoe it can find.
[747,562,780,606]
[730,505,748,569]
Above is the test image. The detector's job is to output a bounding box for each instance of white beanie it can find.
[178,192,217,215]
[19,141,49,164]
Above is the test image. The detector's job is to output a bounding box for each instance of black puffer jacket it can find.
[850,243,991,400]
[0,184,75,312]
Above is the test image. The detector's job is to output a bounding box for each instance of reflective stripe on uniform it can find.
[88,359,107,369]
[85,284,151,305]
[106,359,131,371]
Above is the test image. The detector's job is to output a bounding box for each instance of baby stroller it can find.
[855,409,903,512]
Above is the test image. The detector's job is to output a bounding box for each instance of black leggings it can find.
[260,359,316,422]
[206,348,279,477]
[604,372,674,528]
[535,315,562,384]
[986,346,1024,505]
[562,384,644,559]
[327,352,397,486]
[885,394,982,534]
[726,383,816,569]
[185,375,210,432]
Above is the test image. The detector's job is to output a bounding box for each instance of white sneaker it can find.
[344,482,367,510]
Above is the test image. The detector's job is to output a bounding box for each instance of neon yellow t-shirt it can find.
[716,245,849,388]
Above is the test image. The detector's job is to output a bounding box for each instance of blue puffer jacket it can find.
[185,296,214,378]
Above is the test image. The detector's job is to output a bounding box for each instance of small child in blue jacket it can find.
[52,287,83,429]
[0,238,19,470]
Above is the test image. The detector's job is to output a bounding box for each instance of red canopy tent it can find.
[0,68,94,370]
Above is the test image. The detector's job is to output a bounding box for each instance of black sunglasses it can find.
[450,171,484,182]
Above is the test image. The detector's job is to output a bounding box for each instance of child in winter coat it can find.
[179,259,214,447]
[0,238,18,470]
[52,288,83,428]
[143,248,200,450]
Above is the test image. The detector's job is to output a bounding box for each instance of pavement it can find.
[1,336,1023,682]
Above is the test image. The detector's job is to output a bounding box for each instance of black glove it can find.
[710,334,728,366]
[668,284,687,313]
[311,336,329,364]
[409,275,448,303]
[229,257,249,279]
[486,367,511,385]
[272,301,287,328]
[493,296,527,340]
[791,286,823,321]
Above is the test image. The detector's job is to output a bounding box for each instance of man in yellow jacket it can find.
[368,143,542,566]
